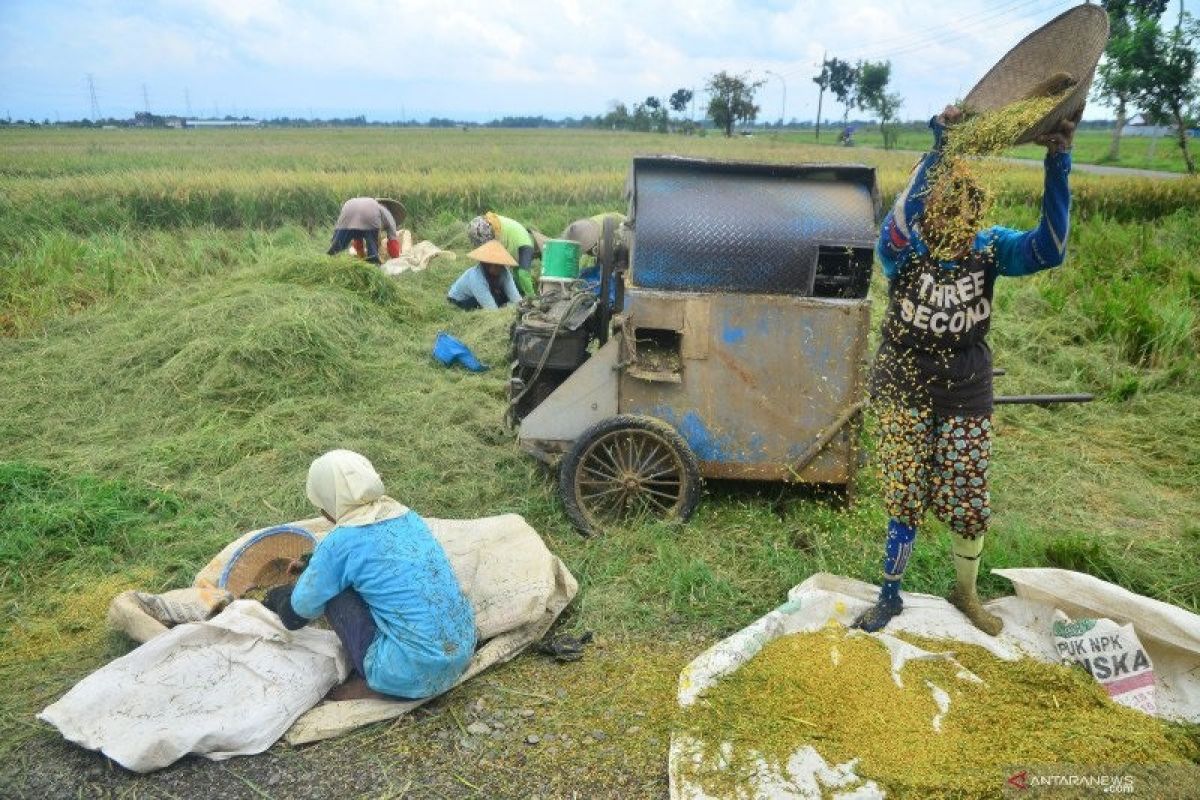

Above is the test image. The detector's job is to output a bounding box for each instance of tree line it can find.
[1095,0,1198,172]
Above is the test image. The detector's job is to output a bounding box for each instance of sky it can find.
[0,0,1148,123]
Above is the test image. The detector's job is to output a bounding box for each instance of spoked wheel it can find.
[559,415,701,535]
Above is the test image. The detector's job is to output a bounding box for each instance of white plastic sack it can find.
[1053,612,1156,714]
[670,570,1200,800]
[38,601,348,773]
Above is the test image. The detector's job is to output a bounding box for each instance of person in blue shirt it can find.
[266,450,476,700]
[853,104,1077,636]
[447,240,522,311]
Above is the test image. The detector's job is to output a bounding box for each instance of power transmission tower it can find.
[87,74,101,120]
[142,83,150,114]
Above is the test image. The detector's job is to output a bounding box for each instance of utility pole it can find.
[765,70,787,128]
[87,73,101,120]
[814,51,827,141]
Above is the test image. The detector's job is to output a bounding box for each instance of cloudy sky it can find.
[0,0,1126,123]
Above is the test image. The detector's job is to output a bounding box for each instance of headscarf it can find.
[468,215,496,247]
[305,450,409,527]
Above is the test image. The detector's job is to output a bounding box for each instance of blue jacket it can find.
[447,264,520,310]
[290,511,477,698]
[877,116,1072,280]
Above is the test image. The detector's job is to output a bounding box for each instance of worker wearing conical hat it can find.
[468,212,537,297]
[447,240,522,311]
[854,105,1078,637]
[328,197,406,264]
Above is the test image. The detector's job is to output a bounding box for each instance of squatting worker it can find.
[447,240,521,310]
[853,104,1076,636]
[265,450,476,699]
[327,197,406,265]
[560,211,627,271]
[468,212,536,297]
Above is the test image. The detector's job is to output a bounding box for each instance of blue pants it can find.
[325,589,378,679]
[328,228,381,264]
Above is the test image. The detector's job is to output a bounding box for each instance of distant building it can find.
[186,119,261,128]
[1123,115,1190,138]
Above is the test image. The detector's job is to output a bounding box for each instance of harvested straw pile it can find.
[680,626,1197,798]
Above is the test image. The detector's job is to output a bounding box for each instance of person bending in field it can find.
[853,105,1076,635]
[447,240,522,311]
[263,450,476,700]
[327,197,406,265]
[468,212,538,297]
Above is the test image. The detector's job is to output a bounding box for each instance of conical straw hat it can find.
[375,198,407,227]
[962,4,1109,144]
[468,239,517,267]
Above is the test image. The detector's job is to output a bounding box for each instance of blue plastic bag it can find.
[432,332,488,372]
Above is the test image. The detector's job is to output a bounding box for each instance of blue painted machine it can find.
[514,157,881,534]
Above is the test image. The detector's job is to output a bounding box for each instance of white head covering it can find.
[305,450,409,527]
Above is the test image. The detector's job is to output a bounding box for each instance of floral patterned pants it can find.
[876,404,992,539]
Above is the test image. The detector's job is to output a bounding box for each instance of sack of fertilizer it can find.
[1052,611,1156,714]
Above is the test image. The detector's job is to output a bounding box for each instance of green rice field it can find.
[1,126,1197,797]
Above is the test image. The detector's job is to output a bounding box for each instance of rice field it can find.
[1,126,1197,796]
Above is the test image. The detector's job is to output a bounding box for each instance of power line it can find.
[849,0,1044,61]
[777,0,1064,79]
[845,0,1072,63]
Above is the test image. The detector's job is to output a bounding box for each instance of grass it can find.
[0,127,1197,793]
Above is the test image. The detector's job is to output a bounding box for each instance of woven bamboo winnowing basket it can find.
[218,525,316,596]
[963,4,1110,144]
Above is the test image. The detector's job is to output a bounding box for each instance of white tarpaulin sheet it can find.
[38,601,348,773]
[669,570,1200,800]
[41,514,577,771]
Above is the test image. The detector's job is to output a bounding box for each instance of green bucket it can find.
[541,239,582,280]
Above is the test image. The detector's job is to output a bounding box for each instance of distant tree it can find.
[706,71,765,137]
[605,101,630,130]
[643,96,669,133]
[1097,0,1170,160]
[1130,7,1199,173]
[855,60,903,149]
[669,88,693,114]
[826,58,859,127]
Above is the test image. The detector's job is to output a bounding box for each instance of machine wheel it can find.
[559,414,702,536]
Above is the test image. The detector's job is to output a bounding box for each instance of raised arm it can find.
[981,117,1076,277]
[877,109,955,278]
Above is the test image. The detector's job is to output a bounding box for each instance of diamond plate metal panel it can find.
[629,159,880,295]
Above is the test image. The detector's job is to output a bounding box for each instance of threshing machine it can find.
[510,157,882,534]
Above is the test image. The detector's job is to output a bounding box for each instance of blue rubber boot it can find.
[852,520,916,632]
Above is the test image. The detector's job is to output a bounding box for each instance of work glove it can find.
[262,583,310,631]
[386,238,401,259]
